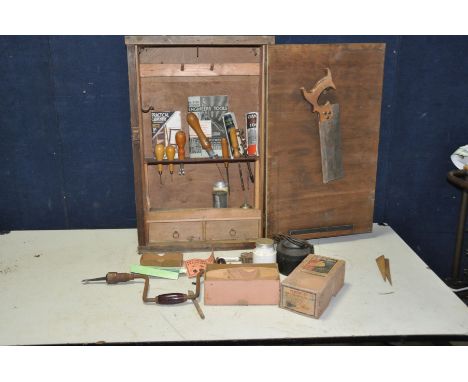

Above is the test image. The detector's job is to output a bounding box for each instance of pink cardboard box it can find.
[204,263,280,305]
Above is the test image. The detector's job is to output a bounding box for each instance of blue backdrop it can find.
[1,36,467,278]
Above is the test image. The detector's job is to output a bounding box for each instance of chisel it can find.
[239,129,255,184]
[187,112,217,159]
[229,128,249,206]
[221,137,230,195]
[187,112,225,180]
[175,131,186,175]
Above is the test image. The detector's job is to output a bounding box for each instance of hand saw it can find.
[301,68,344,183]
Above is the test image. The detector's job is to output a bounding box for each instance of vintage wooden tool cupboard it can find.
[125,36,385,253]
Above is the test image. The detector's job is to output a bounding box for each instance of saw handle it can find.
[301,68,336,122]
[229,129,241,159]
[187,113,212,153]
[157,293,188,304]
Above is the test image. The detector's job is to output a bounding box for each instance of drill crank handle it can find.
[156,293,188,304]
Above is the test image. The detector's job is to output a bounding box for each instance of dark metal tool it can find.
[82,271,205,319]
[301,68,344,183]
[239,129,255,184]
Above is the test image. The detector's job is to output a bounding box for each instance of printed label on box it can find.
[282,286,316,316]
[301,256,337,277]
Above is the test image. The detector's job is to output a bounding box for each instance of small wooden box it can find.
[280,254,345,318]
[125,36,385,253]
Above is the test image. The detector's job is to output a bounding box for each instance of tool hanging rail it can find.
[139,63,261,77]
[145,157,259,165]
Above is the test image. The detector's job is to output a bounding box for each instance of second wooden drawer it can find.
[205,219,260,241]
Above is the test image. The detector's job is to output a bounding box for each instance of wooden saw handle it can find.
[300,68,336,122]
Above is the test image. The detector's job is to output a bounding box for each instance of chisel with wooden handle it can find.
[175,131,186,175]
[221,137,230,195]
[187,112,217,159]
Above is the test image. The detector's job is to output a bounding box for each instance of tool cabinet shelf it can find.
[145,157,259,165]
[126,35,385,254]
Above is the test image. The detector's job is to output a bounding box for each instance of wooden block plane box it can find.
[280,254,345,318]
[204,263,280,305]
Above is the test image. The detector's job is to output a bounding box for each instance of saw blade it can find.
[318,103,344,183]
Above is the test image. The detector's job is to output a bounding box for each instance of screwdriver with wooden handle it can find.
[175,131,186,175]
[154,143,165,184]
[221,137,230,195]
[165,145,176,182]
[187,112,217,159]
[229,128,248,200]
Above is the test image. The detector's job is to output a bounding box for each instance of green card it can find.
[130,264,180,280]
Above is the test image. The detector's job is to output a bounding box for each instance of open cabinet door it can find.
[265,43,385,238]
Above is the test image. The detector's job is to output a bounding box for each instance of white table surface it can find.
[0,224,467,345]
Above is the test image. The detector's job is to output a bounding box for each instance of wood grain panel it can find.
[126,44,146,246]
[125,36,274,46]
[266,44,385,237]
[140,63,260,77]
[139,47,262,65]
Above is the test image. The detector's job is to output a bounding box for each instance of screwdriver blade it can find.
[81,276,107,284]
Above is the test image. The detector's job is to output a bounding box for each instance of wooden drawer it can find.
[205,219,259,241]
[148,222,202,243]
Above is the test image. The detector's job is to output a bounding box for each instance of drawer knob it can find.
[229,228,237,237]
[172,231,180,239]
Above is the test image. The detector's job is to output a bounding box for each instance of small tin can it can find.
[253,238,276,264]
[212,181,228,208]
